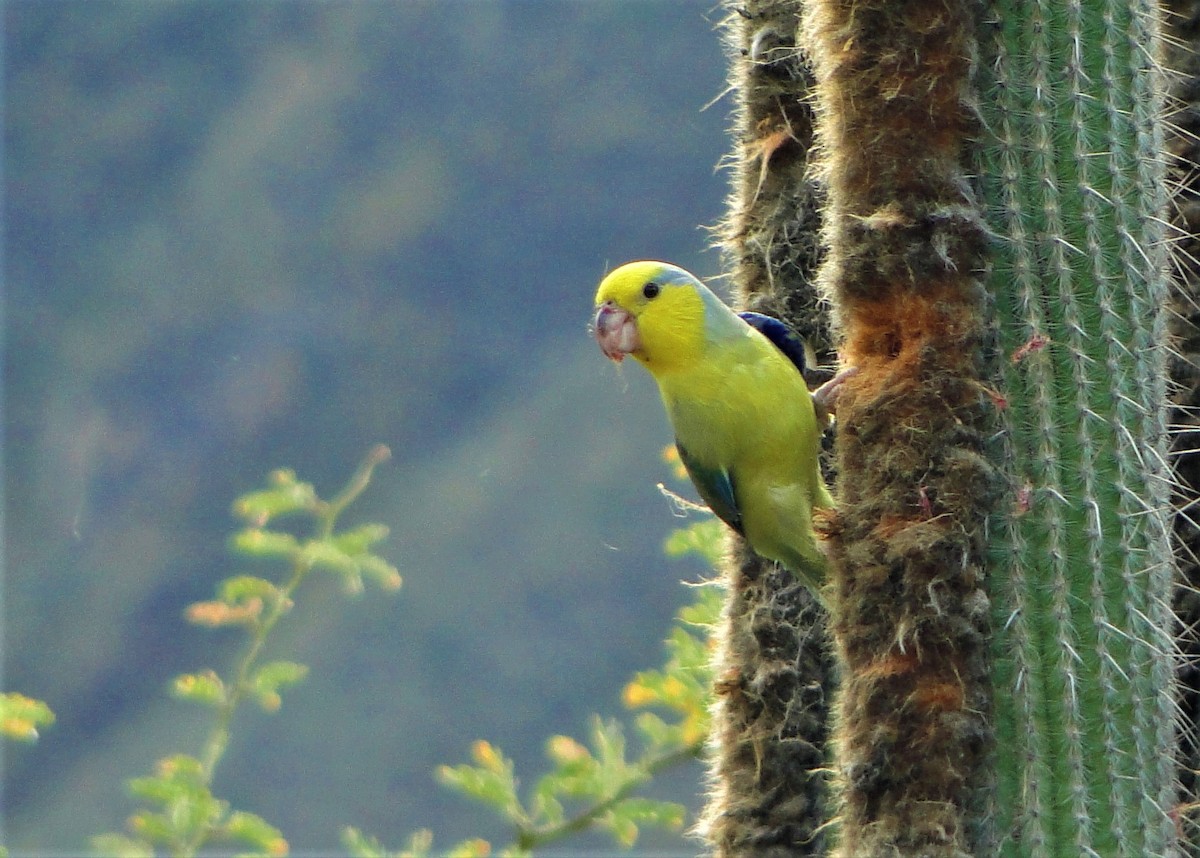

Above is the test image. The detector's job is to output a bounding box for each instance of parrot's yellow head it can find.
[592,261,711,375]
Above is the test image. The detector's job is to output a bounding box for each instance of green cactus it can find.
[976,0,1177,853]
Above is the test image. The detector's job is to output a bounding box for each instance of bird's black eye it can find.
[642,281,661,299]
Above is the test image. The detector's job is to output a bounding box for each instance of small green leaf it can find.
[599,809,640,848]
[171,671,227,707]
[168,789,226,843]
[127,773,179,806]
[91,833,154,858]
[677,583,723,628]
[445,839,491,858]
[230,529,300,558]
[253,661,309,690]
[665,626,711,672]
[527,783,565,826]
[436,763,518,814]
[437,741,524,819]
[333,523,390,556]
[232,477,318,524]
[129,758,198,805]
[299,540,359,576]
[127,811,175,845]
[158,753,206,784]
[250,661,309,710]
[219,575,282,604]
[224,810,287,854]
[400,829,434,858]
[625,659,704,714]
[592,794,685,847]
[0,692,55,742]
[614,796,686,829]
[341,826,395,858]
[150,766,222,834]
[358,554,403,591]
[632,711,676,750]
[663,518,723,564]
[536,736,599,800]
[588,717,636,786]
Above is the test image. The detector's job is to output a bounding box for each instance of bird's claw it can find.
[813,366,860,427]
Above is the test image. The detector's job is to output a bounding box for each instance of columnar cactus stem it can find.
[976,0,1178,853]
[699,2,836,854]
[802,0,996,852]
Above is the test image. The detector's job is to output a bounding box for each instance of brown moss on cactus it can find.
[803,0,998,853]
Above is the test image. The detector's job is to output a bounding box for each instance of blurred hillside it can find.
[4,1,731,852]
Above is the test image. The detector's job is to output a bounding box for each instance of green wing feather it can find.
[675,441,743,535]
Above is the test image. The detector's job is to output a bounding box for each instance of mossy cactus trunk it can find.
[803,0,996,853]
[705,0,1179,853]
[699,2,836,853]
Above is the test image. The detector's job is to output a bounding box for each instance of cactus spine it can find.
[976,0,1178,852]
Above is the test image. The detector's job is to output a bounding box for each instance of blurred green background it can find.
[4,1,731,852]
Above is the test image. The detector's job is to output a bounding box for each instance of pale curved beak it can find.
[593,301,641,362]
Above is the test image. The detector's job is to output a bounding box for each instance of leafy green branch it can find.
[93,446,400,858]
[344,515,724,857]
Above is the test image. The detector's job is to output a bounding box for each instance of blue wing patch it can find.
[675,441,743,535]
[739,311,809,376]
